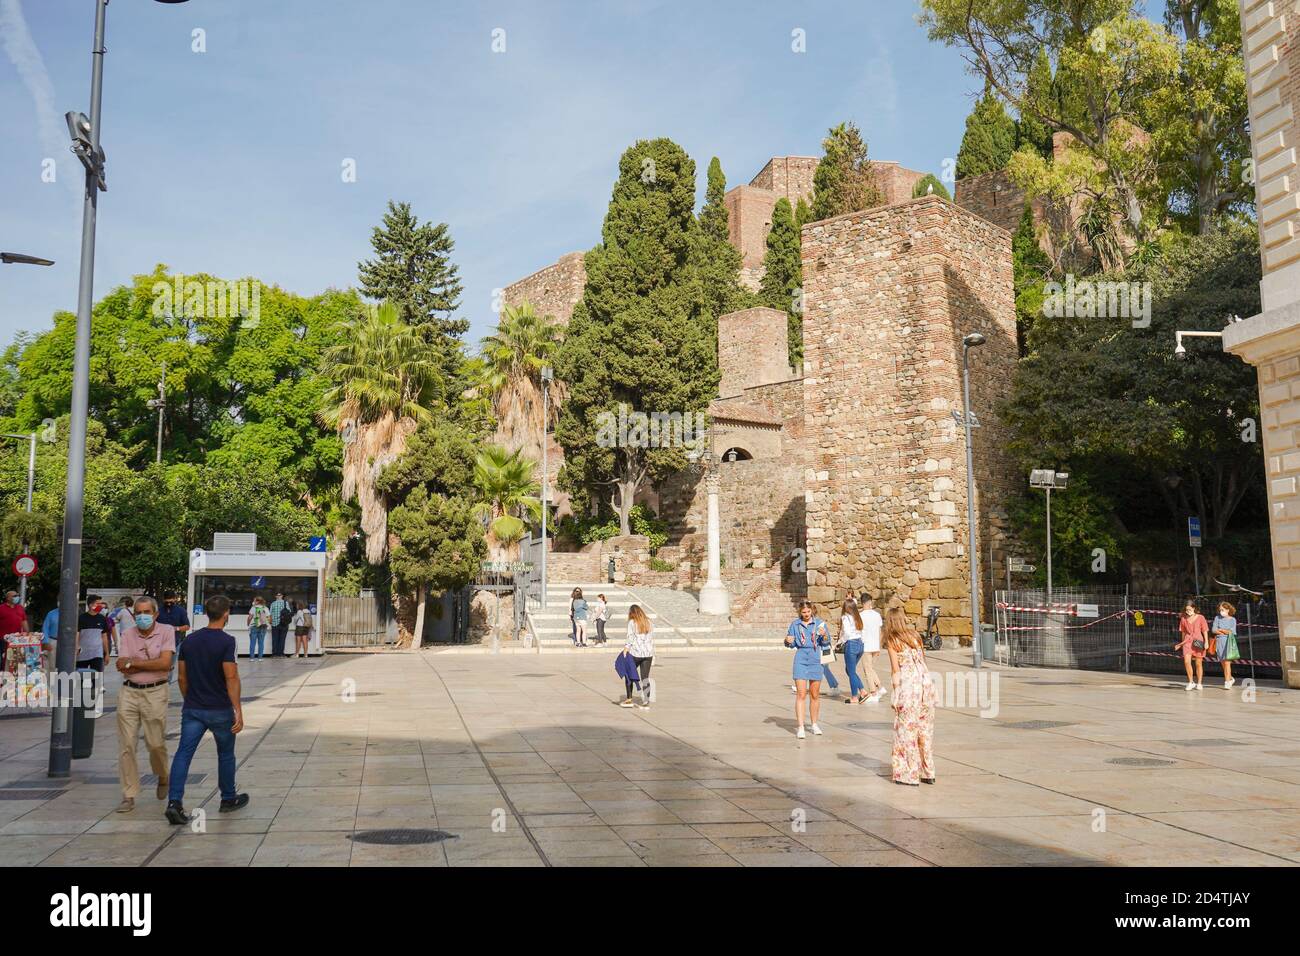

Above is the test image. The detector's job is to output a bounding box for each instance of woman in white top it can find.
[292,602,313,658]
[620,604,655,709]
[592,594,609,644]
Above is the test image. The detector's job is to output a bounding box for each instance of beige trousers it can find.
[117,682,170,798]
[860,652,883,694]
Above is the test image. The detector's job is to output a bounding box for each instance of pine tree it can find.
[1016,49,1056,159]
[691,156,751,331]
[758,198,804,367]
[358,200,466,343]
[795,197,813,228]
[911,174,951,200]
[811,122,884,220]
[956,87,1017,179]
[554,139,718,534]
[1011,202,1052,347]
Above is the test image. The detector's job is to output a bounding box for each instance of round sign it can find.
[12,554,36,577]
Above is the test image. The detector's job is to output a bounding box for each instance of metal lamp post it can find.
[1029,470,1069,603]
[539,367,552,614]
[1,253,55,267]
[961,333,985,668]
[50,0,192,779]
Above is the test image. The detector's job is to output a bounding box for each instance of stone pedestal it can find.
[698,470,731,616]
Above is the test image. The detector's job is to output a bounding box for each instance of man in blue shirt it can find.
[164,593,248,824]
[157,591,190,651]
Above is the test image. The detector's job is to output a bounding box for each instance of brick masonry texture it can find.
[501,251,587,325]
[800,195,1019,636]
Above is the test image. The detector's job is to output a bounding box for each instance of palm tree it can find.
[473,444,542,559]
[480,301,562,462]
[319,302,442,564]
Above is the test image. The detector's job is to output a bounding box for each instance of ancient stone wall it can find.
[954,169,1027,235]
[718,307,795,397]
[872,162,928,206]
[800,195,1019,638]
[749,156,818,204]
[501,251,586,326]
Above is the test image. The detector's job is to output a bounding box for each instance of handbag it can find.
[1223,634,1241,661]
[820,643,835,665]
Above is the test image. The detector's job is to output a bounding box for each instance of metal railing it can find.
[322,593,392,648]
[994,588,1280,680]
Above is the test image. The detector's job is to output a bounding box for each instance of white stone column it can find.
[698,466,731,616]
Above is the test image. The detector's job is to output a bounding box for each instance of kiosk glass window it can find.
[194,575,318,616]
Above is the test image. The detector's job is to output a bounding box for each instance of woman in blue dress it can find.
[785,600,831,739]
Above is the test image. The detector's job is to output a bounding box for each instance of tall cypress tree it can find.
[758,198,804,368]
[1016,49,1056,159]
[811,121,884,221]
[956,87,1017,179]
[691,156,750,332]
[555,139,718,534]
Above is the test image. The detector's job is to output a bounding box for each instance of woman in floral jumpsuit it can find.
[883,605,936,786]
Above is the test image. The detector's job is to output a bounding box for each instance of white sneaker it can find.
[790,684,796,694]
[1196,682,1203,690]
[1185,682,1196,691]
[796,726,806,739]
[810,723,822,736]
[1225,678,1235,689]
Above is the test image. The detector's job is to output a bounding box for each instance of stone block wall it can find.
[501,252,586,326]
[724,185,779,271]
[718,307,796,397]
[954,169,1028,235]
[750,156,818,204]
[873,162,928,206]
[799,195,1019,637]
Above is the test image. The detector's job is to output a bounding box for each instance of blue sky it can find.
[1,0,986,349]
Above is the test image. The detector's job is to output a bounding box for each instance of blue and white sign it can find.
[1188,516,1202,549]
[308,536,327,552]
[251,575,266,588]
[309,604,317,615]
[193,605,203,616]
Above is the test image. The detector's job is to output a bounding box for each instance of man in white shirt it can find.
[858,593,886,702]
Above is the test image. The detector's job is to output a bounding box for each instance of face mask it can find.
[135,613,155,630]
[8,596,18,604]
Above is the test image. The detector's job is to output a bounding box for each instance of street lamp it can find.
[50,0,192,780]
[1029,469,1069,603]
[960,332,985,668]
[0,433,38,604]
[146,361,166,464]
[1,253,55,267]
[539,366,552,615]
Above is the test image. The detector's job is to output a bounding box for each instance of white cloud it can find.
[0,0,75,196]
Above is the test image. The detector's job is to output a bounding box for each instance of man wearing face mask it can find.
[113,596,175,813]
[157,591,191,652]
[76,595,112,673]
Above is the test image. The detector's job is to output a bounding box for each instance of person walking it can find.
[247,595,270,660]
[165,594,248,824]
[113,596,175,813]
[110,596,135,658]
[884,605,936,786]
[858,593,885,702]
[1176,600,1209,691]
[592,593,609,645]
[620,604,655,709]
[838,597,870,704]
[157,591,190,653]
[75,595,111,674]
[571,588,589,647]
[269,592,290,658]
[785,600,831,739]
[1213,600,1240,690]
[292,602,313,658]
[0,589,28,665]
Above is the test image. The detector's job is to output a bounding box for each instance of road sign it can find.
[12,554,36,577]
[251,575,266,588]
[308,536,327,553]
[1188,516,1202,549]
[1008,559,1036,574]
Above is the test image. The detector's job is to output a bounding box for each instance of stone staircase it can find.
[532,585,692,651]
[731,562,807,626]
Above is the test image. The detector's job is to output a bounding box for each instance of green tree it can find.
[555,138,718,534]
[956,86,1018,179]
[472,445,542,553]
[1012,203,1053,344]
[1015,49,1057,158]
[319,302,443,563]
[357,200,466,372]
[811,122,884,221]
[759,198,805,367]
[911,174,952,200]
[481,301,563,462]
[690,156,751,330]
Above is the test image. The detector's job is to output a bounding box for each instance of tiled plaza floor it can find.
[0,649,1297,866]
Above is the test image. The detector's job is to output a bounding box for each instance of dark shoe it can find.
[219,793,250,813]
[165,801,190,825]
[921,778,936,785]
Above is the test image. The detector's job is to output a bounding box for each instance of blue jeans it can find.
[168,707,237,803]
[248,626,267,659]
[821,663,839,689]
[842,639,865,697]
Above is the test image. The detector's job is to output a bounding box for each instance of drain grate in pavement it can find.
[1162,738,1246,747]
[1106,757,1175,767]
[0,789,65,800]
[845,722,894,731]
[350,828,457,846]
[271,703,318,709]
[1001,720,1075,730]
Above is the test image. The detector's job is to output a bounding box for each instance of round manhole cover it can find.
[271,703,318,709]
[350,829,456,846]
[1001,720,1074,730]
[1106,757,1175,767]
